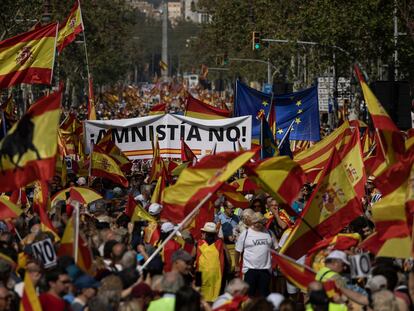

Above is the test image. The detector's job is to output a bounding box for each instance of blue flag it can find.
[235,81,320,142]
[260,117,277,159]
[278,127,293,159]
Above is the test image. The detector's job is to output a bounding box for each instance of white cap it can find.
[161,222,175,233]
[77,177,86,186]
[366,275,387,292]
[148,203,162,215]
[267,293,284,310]
[201,222,217,233]
[326,250,350,265]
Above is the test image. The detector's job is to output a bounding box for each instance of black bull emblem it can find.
[0,113,41,170]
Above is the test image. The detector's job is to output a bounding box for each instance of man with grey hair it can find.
[212,278,249,309]
[147,272,184,311]
[117,251,139,289]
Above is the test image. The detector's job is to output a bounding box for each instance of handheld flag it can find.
[20,272,42,311]
[259,114,277,158]
[126,195,156,223]
[0,23,58,88]
[149,103,166,115]
[0,87,62,192]
[0,197,23,220]
[88,77,97,120]
[181,139,197,163]
[90,146,128,187]
[57,0,84,53]
[185,94,231,119]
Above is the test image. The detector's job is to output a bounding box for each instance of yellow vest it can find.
[306,303,348,311]
[315,267,338,282]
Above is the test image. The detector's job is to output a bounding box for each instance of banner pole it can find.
[74,201,80,263]
[277,119,295,149]
[141,192,214,270]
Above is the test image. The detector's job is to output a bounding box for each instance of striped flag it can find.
[57,0,84,52]
[20,272,42,311]
[0,196,23,220]
[90,146,128,187]
[282,147,363,259]
[185,94,230,119]
[149,103,166,115]
[181,139,196,163]
[0,23,58,88]
[125,195,156,223]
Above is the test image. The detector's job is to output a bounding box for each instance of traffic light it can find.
[252,31,261,50]
[223,52,229,65]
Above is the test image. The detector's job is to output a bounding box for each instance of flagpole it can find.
[74,201,80,263]
[141,192,214,270]
[260,117,264,160]
[277,119,295,149]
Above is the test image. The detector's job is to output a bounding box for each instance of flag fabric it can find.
[149,103,166,115]
[354,65,405,176]
[58,216,94,275]
[0,23,58,88]
[360,154,413,258]
[34,181,60,240]
[149,137,167,183]
[150,174,166,204]
[181,139,197,163]
[57,0,84,53]
[0,197,23,220]
[235,80,320,142]
[125,195,156,223]
[1,95,15,117]
[278,126,293,159]
[96,130,131,171]
[162,150,256,223]
[20,272,42,311]
[185,94,231,119]
[88,77,97,120]
[0,87,62,192]
[219,184,250,208]
[272,251,316,292]
[90,146,128,187]
[281,148,363,259]
[291,140,311,154]
[260,115,277,158]
[230,178,259,193]
[245,156,305,210]
[159,60,168,71]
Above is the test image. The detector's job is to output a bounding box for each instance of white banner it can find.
[84,114,252,159]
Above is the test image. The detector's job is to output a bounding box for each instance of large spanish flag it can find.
[96,130,131,171]
[57,0,84,53]
[185,94,231,119]
[0,23,57,88]
[354,65,405,176]
[58,216,94,275]
[282,147,363,259]
[360,153,413,258]
[20,273,42,311]
[162,150,256,223]
[90,146,128,187]
[0,88,61,192]
[149,103,166,115]
[245,156,305,207]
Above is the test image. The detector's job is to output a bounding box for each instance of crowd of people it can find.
[0,159,412,311]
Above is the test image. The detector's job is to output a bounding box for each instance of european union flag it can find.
[234,81,320,142]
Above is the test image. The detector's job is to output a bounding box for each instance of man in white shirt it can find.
[234,212,276,297]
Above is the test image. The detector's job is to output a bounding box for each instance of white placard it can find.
[350,253,371,279]
[31,238,57,269]
[84,114,252,159]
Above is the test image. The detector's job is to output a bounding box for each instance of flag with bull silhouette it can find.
[0,87,62,192]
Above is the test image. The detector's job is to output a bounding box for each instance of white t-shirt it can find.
[235,228,275,273]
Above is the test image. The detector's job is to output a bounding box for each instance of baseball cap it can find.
[172,249,192,263]
[267,293,284,310]
[201,222,217,233]
[161,222,175,233]
[77,177,87,186]
[74,275,100,290]
[366,275,387,293]
[326,250,350,265]
[148,203,162,216]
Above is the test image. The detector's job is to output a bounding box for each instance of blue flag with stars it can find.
[234,81,320,142]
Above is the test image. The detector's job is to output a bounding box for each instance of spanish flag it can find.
[125,195,156,223]
[0,87,62,192]
[34,181,60,241]
[360,153,413,259]
[96,130,131,171]
[149,136,167,183]
[185,94,231,119]
[245,156,305,208]
[181,139,196,163]
[90,146,128,187]
[0,196,23,220]
[354,65,405,176]
[20,272,42,311]
[57,0,84,53]
[282,147,363,259]
[87,77,97,120]
[151,173,166,204]
[271,251,316,292]
[58,216,94,275]
[219,184,250,208]
[149,103,166,115]
[0,23,58,88]
[162,150,256,223]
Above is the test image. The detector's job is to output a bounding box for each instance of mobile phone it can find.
[195,271,202,287]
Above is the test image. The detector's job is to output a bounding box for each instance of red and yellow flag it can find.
[181,139,197,163]
[90,146,128,187]
[149,136,167,183]
[0,196,23,220]
[282,148,363,259]
[125,195,155,223]
[57,0,84,53]
[185,94,231,119]
[0,23,58,88]
[20,272,42,311]
[0,87,62,192]
[272,251,316,292]
[87,77,97,120]
[151,173,166,204]
[34,181,60,241]
[149,103,166,115]
[58,216,94,275]
[96,130,131,171]
[162,150,256,223]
